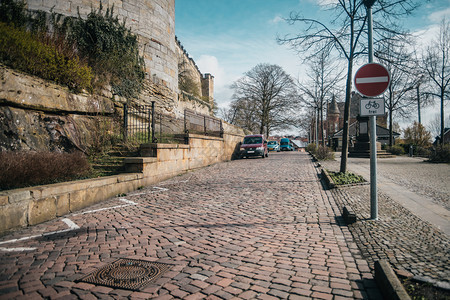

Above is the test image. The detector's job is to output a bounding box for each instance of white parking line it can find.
[151,187,169,192]
[0,247,37,252]
[61,218,79,230]
[72,198,137,216]
[0,218,79,251]
[158,177,191,186]
[131,186,169,196]
[0,199,137,252]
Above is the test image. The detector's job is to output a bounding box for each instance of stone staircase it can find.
[90,145,139,176]
[348,141,395,158]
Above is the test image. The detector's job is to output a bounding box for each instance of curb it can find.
[342,206,357,224]
[319,167,369,189]
[321,168,336,189]
[375,260,411,300]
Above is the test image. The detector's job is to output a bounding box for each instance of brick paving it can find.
[320,156,450,288]
[0,152,383,299]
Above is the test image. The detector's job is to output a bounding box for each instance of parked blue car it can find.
[267,141,280,152]
[279,138,293,151]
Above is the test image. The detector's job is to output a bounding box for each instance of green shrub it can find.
[70,4,145,99]
[0,22,93,91]
[327,170,365,185]
[0,151,91,190]
[415,146,431,157]
[386,145,405,155]
[0,0,28,29]
[306,143,317,154]
[428,145,450,163]
[315,145,335,160]
[0,0,144,98]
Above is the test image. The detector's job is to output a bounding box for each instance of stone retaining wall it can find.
[0,130,245,236]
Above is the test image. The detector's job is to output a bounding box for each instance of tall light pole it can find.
[363,0,378,220]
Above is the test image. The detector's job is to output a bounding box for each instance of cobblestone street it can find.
[320,155,450,289]
[0,152,382,299]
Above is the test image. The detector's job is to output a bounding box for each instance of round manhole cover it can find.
[78,258,172,290]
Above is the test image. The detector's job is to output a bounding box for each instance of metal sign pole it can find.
[366,1,378,220]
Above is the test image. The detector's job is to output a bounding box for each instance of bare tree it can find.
[423,18,450,145]
[223,97,260,133]
[428,113,450,138]
[230,64,299,137]
[278,0,421,172]
[375,36,419,146]
[298,49,344,146]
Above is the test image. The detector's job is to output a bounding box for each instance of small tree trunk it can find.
[441,88,445,145]
[320,102,325,146]
[340,60,353,173]
[417,85,421,124]
[388,91,394,147]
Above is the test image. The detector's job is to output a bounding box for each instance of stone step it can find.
[348,151,395,158]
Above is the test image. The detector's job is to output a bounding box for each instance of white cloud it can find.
[270,15,283,24]
[412,26,439,51]
[313,0,338,6]
[428,7,450,23]
[195,55,236,106]
[196,55,224,84]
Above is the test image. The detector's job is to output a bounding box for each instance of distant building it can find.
[331,122,400,151]
[315,92,389,149]
[433,128,450,145]
[292,140,307,151]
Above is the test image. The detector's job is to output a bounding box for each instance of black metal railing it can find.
[184,109,223,137]
[123,104,223,145]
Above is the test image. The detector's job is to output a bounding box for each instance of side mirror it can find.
[264,140,267,144]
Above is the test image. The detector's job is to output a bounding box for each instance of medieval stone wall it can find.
[176,37,214,109]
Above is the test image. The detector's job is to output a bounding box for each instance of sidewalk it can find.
[0,152,382,299]
[320,154,450,288]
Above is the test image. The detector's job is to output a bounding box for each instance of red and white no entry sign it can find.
[354,63,390,97]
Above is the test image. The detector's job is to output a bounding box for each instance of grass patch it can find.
[327,170,365,185]
[402,278,450,300]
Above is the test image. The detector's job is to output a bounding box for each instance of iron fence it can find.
[123,103,223,145]
[184,109,223,137]
[123,104,152,143]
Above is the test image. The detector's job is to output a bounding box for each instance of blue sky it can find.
[175,0,450,132]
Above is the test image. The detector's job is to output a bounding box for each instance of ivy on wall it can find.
[0,0,145,98]
[70,4,145,99]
